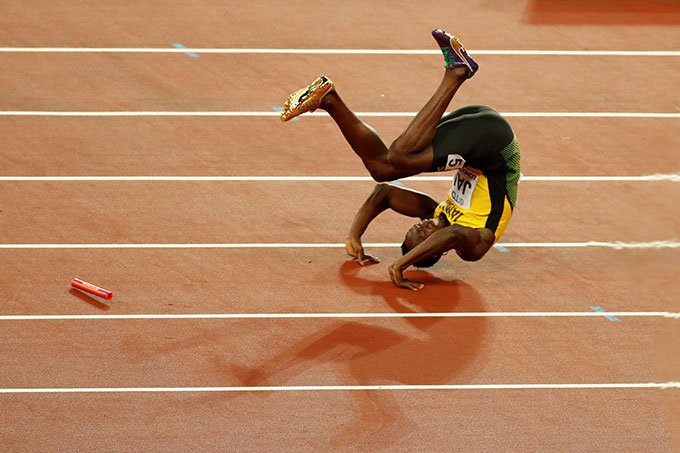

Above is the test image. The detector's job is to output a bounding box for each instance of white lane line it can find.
[0,47,678,56]
[0,312,677,321]
[0,241,678,250]
[519,175,680,182]
[1,382,678,394]
[0,175,678,182]
[0,111,678,118]
[500,241,680,249]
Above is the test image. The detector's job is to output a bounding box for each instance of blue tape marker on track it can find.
[172,43,199,58]
[591,306,621,322]
[389,180,403,186]
[494,245,510,253]
[272,106,298,121]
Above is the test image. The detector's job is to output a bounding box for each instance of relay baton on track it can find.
[70,278,114,300]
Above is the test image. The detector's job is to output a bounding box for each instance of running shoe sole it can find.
[281,76,335,122]
[431,29,478,78]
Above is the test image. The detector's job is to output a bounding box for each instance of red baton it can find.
[70,278,114,300]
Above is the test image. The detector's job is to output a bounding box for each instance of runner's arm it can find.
[388,224,494,290]
[346,183,438,264]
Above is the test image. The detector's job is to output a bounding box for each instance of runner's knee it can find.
[387,143,412,169]
[364,161,395,182]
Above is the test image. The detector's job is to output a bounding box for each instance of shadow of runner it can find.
[337,260,487,385]
[330,261,487,448]
[230,260,487,449]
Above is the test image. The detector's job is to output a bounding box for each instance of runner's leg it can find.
[319,66,468,180]
[386,67,467,169]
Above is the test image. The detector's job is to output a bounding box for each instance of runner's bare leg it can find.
[319,66,468,181]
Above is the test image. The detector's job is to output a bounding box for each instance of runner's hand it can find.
[388,264,424,291]
[345,237,380,265]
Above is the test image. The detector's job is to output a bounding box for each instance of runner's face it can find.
[404,217,445,249]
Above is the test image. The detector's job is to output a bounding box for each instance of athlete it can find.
[280,29,521,290]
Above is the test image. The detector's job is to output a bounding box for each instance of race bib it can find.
[439,154,466,171]
[449,167,478,210]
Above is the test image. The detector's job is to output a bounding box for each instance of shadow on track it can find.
[229,260,488,449]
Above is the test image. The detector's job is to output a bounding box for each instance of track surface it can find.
[1,1,679,451]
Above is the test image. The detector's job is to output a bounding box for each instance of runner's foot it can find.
[281,76,335,122]
[431,29,478,78]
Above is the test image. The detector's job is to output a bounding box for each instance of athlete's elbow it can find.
[446,227,491,262]
[459,250,484,262]
[442,226,466,247]
[441,226,481,254]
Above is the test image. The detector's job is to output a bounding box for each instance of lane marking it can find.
[0,241,678,250]
[590,306,621,323]
[516,175,680,182]
[0,47,678,57]
[0,111,678,118]
[1,382,678,394]
[0,175,678,182]
[501,241,680,249]
[0,312,677,321]
[171,43,199,58]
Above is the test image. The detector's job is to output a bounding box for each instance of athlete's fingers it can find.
[358,253,380,265]
[404,280,424,291]
[352,243,379,265]
[388,265,401,285]
[346,236,368,261]
[389,265,424,290]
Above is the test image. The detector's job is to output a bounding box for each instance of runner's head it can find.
[401,217,447,268]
